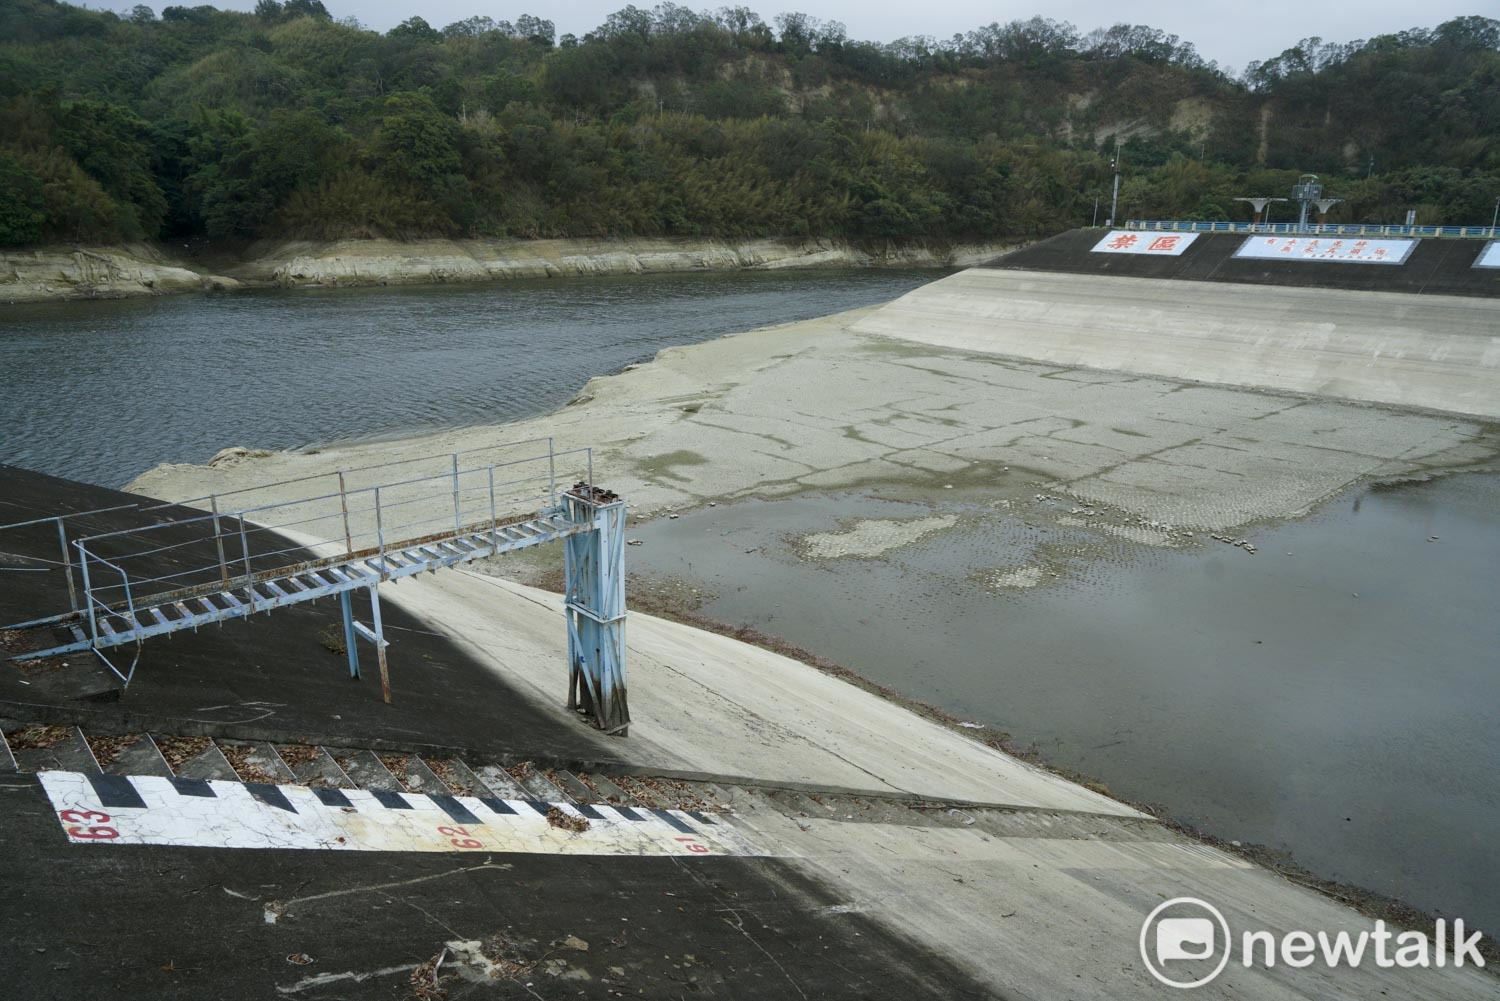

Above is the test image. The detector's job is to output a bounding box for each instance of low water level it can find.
[0,268,943,487]
[629,474,1500,931]
[3,271,1493,932]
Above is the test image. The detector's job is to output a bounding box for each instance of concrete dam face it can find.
[852,230,1500,419]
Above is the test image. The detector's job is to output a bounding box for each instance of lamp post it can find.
[1108,138,1121,227]
[1236,196,1288,230]
[1235,197,1273,229]
[1492,196,1499,234]
[1313,198,1343,229]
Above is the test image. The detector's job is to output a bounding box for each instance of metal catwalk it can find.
[1,440,630,733]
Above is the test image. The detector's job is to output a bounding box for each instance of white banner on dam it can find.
[1473,241,1500,269]
[1233,235,1417,265]
[1091,231,1199,256]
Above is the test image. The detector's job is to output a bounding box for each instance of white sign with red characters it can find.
[1233,236,1418,265]
[1090,231,1199,256]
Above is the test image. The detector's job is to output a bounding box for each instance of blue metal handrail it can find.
[1124,220,1500,240]
[7,445,631,728]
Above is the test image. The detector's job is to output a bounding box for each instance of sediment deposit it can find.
[230,235,1015,288]
[4,236,1012,304]
[0,245,237,303]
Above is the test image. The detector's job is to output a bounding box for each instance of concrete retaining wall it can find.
[987,229,1500,297]
[851,268,1500,418]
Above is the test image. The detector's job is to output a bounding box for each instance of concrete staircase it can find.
[3,720,1191,851]
[0,719,725,819]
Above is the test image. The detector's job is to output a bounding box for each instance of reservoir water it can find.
[628,475,1500,932]
[2,270,1494,932]
[0,268,944,487]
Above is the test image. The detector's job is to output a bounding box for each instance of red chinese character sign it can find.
[1090,231,1199,256]
[1232,236,1418,265]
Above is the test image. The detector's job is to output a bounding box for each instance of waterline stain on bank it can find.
[624,473,1500,933]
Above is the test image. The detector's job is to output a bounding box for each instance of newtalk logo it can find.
[1140,897,1486,989]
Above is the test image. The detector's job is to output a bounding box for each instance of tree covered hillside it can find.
[0,0,1496,247]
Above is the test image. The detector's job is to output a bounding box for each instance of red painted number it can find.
[60,809,118,840]
[437,825,483,849]
[674,835,710,854]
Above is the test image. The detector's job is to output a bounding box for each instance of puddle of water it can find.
[627,474,1500,930]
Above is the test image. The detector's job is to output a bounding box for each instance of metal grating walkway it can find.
[2,440,631,732]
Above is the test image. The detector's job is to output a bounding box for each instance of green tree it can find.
[371,93,461,187]
[0,152,46,243]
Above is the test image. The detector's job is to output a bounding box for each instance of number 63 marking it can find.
[59,808,119,840]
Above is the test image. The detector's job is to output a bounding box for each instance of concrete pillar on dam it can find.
[562,487,629,735]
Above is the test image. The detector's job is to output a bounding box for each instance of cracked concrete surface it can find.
[133,300,1497,541]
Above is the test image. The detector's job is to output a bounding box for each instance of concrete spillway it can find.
[851,266,1500,419]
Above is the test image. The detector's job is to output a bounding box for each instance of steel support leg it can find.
[563,492,629,735]
[340,589,359,679]
[368,584,392,705]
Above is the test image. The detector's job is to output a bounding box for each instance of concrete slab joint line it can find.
[4,451,633,736]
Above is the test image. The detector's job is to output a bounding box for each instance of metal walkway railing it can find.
[1,440,631,732]
[1125,220,1500,240]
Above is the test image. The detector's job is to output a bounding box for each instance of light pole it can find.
[1108,138,1121,227]
[1492,196,1499,233]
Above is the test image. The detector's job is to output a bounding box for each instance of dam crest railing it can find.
[1125,220,1499,240]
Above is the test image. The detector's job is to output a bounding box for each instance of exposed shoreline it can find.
[1,235,1016,304]
[123,279,1500,948]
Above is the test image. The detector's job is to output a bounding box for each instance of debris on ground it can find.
[276,744,319,769]
[568,482,620,504]
[546,807,590,833]
[378,753,414,790]
[406,948,448,1001]
[85,733,141,765]
[220,744,280,784]
[317,623,346,656]
[1208,533,1257,554]
[9,724,72,750]
[444,933,540,982]
[156,735,210,770]
[285,953,313,966]
[425,757,467,795]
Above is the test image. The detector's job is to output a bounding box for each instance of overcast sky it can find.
[105,1,1478,74]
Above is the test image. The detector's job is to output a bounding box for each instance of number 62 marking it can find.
[437,824,483,849]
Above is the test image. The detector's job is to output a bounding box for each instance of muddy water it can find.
[0,268,944,488]
[627,473,1500,931]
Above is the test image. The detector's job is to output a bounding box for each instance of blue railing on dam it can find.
[1125,220,1500,240]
